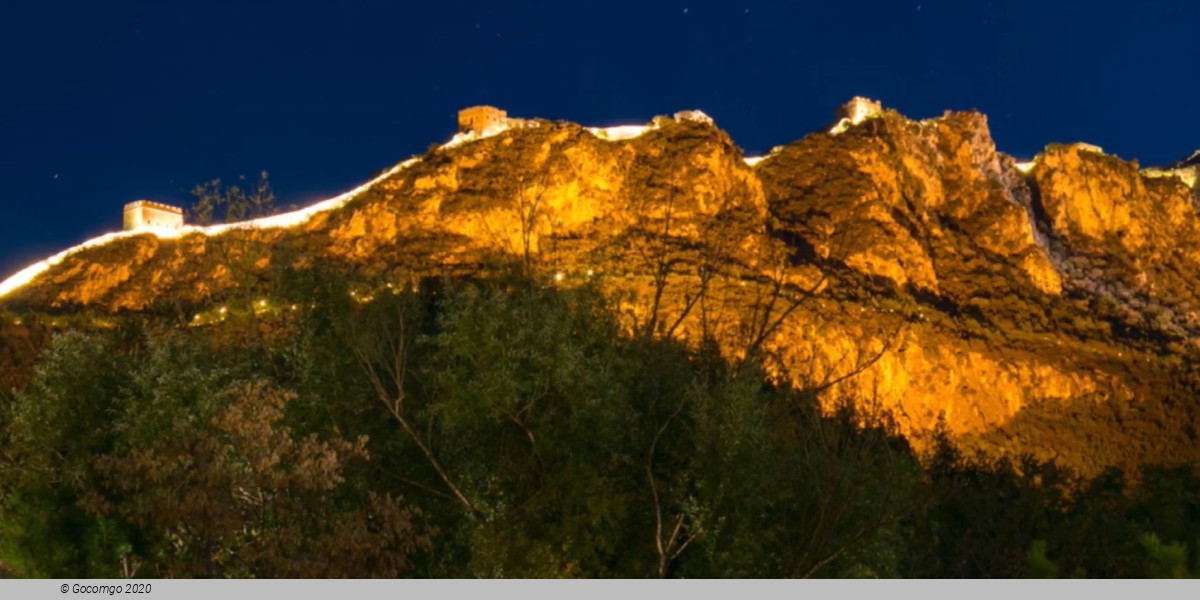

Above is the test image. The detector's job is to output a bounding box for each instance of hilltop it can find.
[4,99,1200,474]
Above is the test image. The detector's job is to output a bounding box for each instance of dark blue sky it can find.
[2,0,1198,278]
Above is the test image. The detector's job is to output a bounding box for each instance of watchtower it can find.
[835,97,883,125]
[123,200,184,231]
[457,106,508,134]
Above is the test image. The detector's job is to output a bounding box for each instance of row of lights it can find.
[7,268,790,331]
[554,269,597,282]
[191,300,296,326]
[185,269,604,322]
[4,316,119,328]
[7,269,610,330]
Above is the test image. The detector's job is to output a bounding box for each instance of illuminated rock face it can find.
[1031,144,1200,341]
[6,101,1200,472]
[764,108,1060,297]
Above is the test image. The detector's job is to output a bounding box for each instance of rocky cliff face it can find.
[4,100,1200,474]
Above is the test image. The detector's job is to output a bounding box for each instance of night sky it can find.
[2,1,1198,278]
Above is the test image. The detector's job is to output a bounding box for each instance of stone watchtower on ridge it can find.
[123,200,184,231]
[458,106,507,134]
[828,97,885,135]
[835,97,883,125]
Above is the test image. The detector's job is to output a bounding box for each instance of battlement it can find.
[124,200,184,231]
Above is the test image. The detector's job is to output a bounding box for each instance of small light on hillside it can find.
[555,272,565,282]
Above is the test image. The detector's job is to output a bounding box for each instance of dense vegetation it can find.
[1,266,1198,578]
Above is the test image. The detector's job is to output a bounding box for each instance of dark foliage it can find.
[0,269,1197,578]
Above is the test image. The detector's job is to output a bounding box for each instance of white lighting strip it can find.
[1,111,719,301]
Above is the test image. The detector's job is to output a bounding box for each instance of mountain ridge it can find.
[4,98,1200,474]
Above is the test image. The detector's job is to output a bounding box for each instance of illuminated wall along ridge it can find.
[0,111,719,299]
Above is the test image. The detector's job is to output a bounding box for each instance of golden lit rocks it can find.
[1020,252,1063,296]
[1033,144,1200,313]
[11,101,1200,467]
[1034,144,1200,259]
[35,235,161,309]
[761,128,939,291]
[759,299,1116,440]
[1035,145,1156,251]
[761,108,1060,299]
[328,202,406,261]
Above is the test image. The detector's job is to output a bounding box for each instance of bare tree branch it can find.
[348,307,482,518]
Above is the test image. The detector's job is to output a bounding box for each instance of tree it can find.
[0,324,431,578]
[183,171,282,350]
[189,171,276,225]
[1140,533,1194,578]
[1027,540,1063,578]
[0,330,135,577]
[349,274,651,576]
[83,381,430,578]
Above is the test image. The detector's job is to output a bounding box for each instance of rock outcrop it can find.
[4,99,1200,474]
